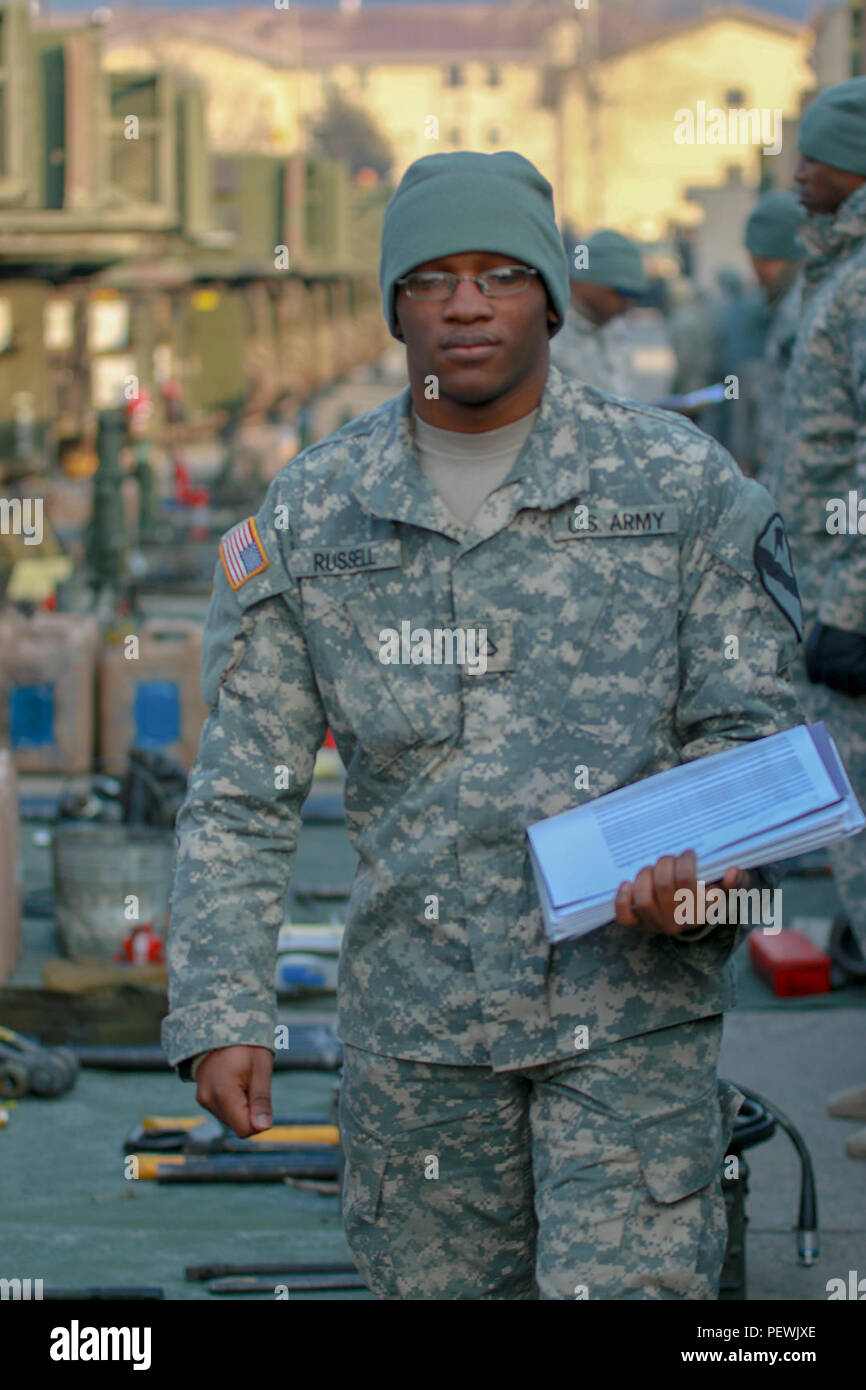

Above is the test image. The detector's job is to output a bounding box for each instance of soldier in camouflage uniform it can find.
[740,191,804,488]
[771,80,866,960]
[163,152,804,1298]
[550,229,647,398]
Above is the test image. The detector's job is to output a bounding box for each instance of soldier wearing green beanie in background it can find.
[740,190,805,487]
[163,149,804,1297]
[550,228,647,398]
[770,78,866,1160]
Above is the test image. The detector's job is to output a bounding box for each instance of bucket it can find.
[51,822,176,961]
[99,618,208,776]
[0,611,99,774]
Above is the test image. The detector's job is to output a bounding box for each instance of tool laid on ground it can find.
[0,1025,79,1099]
[138,1111,330,1131]
[207,1273,367,1294]
[125,1113,338,1156]
[73,1024,342,1071]
[186,1259,357,1281]
[131,1151,340,1182]
[41,1287,165,1300]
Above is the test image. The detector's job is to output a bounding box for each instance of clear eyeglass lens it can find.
[408,274,453,298]
[406,267,531,298]
[482,267,531,294]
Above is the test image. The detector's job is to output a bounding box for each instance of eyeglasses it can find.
[396,265,540,300]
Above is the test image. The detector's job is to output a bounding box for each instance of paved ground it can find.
[3,809,864,1302]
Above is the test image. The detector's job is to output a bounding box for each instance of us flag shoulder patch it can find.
[219,516,269,591]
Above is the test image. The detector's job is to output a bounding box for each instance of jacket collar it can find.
[347,363,593,545]
[800,181,866,271]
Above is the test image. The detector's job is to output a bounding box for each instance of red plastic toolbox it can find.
[748,928,832,997]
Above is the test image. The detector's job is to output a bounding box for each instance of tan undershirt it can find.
[412,406,539,527]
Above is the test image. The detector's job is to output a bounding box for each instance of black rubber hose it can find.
[730,1095,776,1150]
[736,1082,819,1265]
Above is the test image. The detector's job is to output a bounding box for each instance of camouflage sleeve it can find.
[816,269,866,634]
[675,466,805,761]
[669,465,806,945]
[161,486,327,1070]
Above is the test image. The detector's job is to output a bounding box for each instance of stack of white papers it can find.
[527,723,864,943]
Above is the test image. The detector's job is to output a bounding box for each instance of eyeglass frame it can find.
[395,265,541,301]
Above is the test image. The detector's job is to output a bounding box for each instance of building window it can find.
[448,127,462,146]
[486,64,501,87]
[44,300,74,353]
[445,64,463,87]
[487,127,503,145]
[725,88,746,107]
[106,74,166,206]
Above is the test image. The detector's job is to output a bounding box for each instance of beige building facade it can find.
[98,2,812,244]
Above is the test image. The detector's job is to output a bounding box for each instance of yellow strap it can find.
[130,1154,187,1180]
[249,1125,339,1146]
[140,1115,206,1132]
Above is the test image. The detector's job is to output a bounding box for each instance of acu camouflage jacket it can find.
[163,364,803,1076]
[774,182,866,632]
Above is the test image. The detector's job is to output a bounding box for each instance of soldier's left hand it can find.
[614,849,751,935]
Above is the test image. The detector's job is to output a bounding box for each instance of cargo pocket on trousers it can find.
[340,1127,394,1296]
[627,1086,729,1298]
[342,1128,389,1224]
[632,1086,725,1202]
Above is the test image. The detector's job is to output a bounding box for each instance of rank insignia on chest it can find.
[219,517,270,591]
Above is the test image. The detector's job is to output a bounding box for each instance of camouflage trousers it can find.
[339,1016,742,1300]
[792,662,866,952]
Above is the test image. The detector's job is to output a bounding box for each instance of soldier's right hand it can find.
[195,1045,274,1137]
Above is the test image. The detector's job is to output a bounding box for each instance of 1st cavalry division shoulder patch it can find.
[219,517,269,591]
[754,512,803,641]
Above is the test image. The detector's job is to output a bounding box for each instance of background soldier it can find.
[696,268,769,460]
[550,228,647,397]
[740,190,805,487]
[164,151,803,1298]
[770,80,866,1158]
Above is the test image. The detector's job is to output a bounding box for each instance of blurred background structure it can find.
[0,0,865,488]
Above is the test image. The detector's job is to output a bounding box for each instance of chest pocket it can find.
[290,539,463,759]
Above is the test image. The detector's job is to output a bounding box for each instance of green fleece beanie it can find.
[379,151,570,339]
[568,229,648,294]
[797,77,866,176]
[745,191,805,260]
